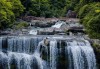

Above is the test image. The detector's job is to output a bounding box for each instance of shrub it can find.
[16,22,28,29]
[78,3,100,38]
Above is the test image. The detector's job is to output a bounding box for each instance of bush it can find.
[78,3,100,39]
[88,14,100,33]
[15,22,28,29]
[78,4,91,19]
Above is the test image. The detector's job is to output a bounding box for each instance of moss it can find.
[92,44,100,69]
[10,65,17,69]
[15,22,28,29]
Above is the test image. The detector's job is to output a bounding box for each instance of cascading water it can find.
[0,36,97,69]
[50,40,58,69]
[0,36,43,69]
[66,40,96,69]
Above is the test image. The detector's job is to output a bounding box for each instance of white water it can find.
[66,40,96,69]
[0,37,2,50]
[0,36,97,69]
[50,40,58,69]
[0,37,43,69]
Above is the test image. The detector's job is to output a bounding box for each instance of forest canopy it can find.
[0,0,100,39]
[0,0,24,29]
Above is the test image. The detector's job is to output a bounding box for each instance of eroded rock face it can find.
[31,21,55,28]
[44,38,50,46]
[66,10,77,18]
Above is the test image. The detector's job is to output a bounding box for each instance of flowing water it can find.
[0,36,97,69]
[66,40,96,69]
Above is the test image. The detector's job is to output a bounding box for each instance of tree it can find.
[0,0,14,29]
[88,14,100,33]
[20,0,68,17]
[78,3,100,38]
[0,0,24,29]
[28,0,51,17]
[9,0,25,17]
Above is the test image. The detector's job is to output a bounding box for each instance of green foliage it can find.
[92,43,100,69]
[10,0,25,17]
[27,0,51,17]
[93,44,100,50]
[0,0,15,29]
[87,14,100,39]
[15,22,28,29]
[0,0,24,29]
[0,0,100,30]
[78,3,100,39]
[78,5,91,19]
[20,0,67,17]
[66,0,79,10]
[88,14,100,33]
[63,0,100,39]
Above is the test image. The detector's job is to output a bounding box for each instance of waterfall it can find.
[0,36,97,69]
[66,40,96,69]
[0,37,2,50]
[0,36,43,69]
[50,40,58,69]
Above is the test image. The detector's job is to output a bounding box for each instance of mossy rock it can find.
[92,44,100,69]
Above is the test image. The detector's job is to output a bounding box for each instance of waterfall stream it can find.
[66,40,96,69]
[50,40,58,69]
[0,36,97,69]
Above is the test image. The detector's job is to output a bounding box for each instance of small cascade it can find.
[4,37,43,54]
[0,37,2,50]
[0,36,43,69]
[0,36,97,69]
[66,40,96,69]
[50,40,58,69]
[33,52,43,69]
[0,51,37,69]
